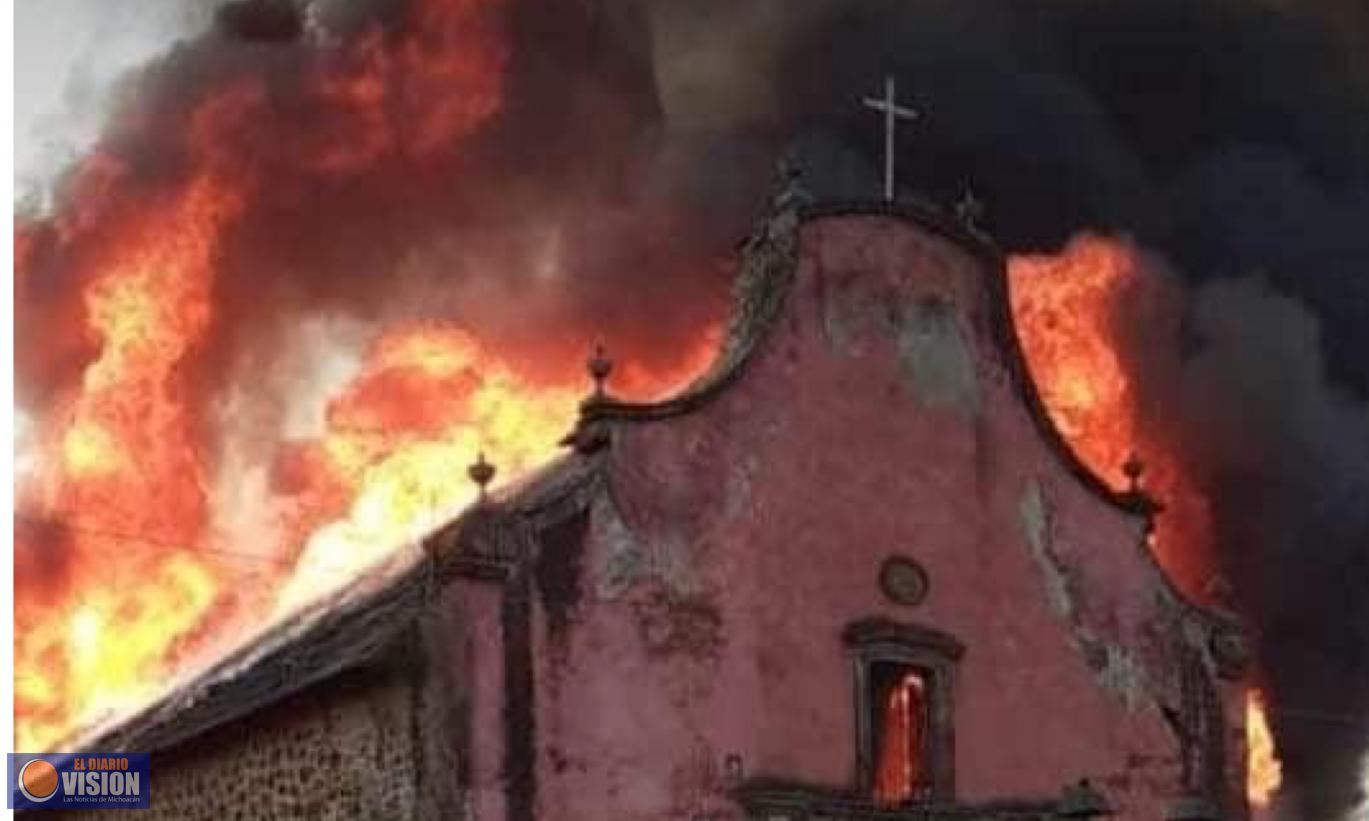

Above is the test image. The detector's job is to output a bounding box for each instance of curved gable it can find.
[552,197,1244,815]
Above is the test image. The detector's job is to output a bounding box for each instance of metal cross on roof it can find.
[861,75,920,202]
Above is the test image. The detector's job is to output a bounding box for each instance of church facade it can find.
[56,190,1250,821]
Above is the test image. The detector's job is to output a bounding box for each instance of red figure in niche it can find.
[874,668,928,805]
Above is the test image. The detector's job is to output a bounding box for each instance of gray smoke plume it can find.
[16,0,1369,816]
[1116,262,1369,820]
[642,3,1369,814]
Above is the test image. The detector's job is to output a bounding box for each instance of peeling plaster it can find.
[590,492,698,600]
[1020,479,1150,709]
[591,493,648,601]
[823,282,980,415]
[1084,634,1150,709]
[820,280,876,357]
[721,456,757,522]
[631,589,724,661]
[893,296,981,415]
[1020,480,1073,619]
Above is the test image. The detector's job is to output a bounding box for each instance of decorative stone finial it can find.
[1122,452,1145,493]
[771,148,812,213]
[587,341,614,399]
[955,184,985,231]
[1119,451,1162,527]
[467,451,496,500]
[778,149,802,185]
[1057,779,1113,818]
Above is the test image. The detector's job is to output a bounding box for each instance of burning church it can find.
[16,0,1369,819]
[35,172,1254,819]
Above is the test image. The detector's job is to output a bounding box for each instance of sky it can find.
[12,2,1369,817]
[14,0,209,202]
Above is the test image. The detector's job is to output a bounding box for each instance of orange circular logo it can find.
[19,758,60,802]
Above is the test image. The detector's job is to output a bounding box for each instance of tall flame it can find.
[1008,234,1213,597]
[1008,234,1280,808]
[274,325,583,612]
[10,0,723,752]
[1248,690,1283,808]
[14,7,1279,790]
[873,672,928,805]
[16,169,241,749]
[17,279,712,750]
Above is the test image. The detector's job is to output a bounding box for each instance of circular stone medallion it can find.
[879,556,929,606]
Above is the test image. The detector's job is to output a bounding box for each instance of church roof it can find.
[72,192,1241,757]
[74,451,596,755]
[79,542,432,754]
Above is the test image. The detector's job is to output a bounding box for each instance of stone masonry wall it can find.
[46,659,423,821]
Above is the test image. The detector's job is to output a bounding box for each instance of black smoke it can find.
[645,1,1369,817]
[17,0,1369,816]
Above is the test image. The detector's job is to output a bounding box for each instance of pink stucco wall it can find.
[457,579,508,820]
[475,214,1231,820]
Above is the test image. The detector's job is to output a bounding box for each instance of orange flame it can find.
[16,168,241,750]
[19,279,713,751]
[274,325,583,611]
[1008,234,1287,806]
[13,11,1265,783]
[874,672,928,805]
[18,277,713,750]
[1007,234,1213,596]
[12,0,526,750]
[1248,690,1283,808]
[16,139,718,755]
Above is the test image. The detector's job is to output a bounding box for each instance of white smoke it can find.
[14,0,211,205]
[14,408,36,482]
[209,313,372,558]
